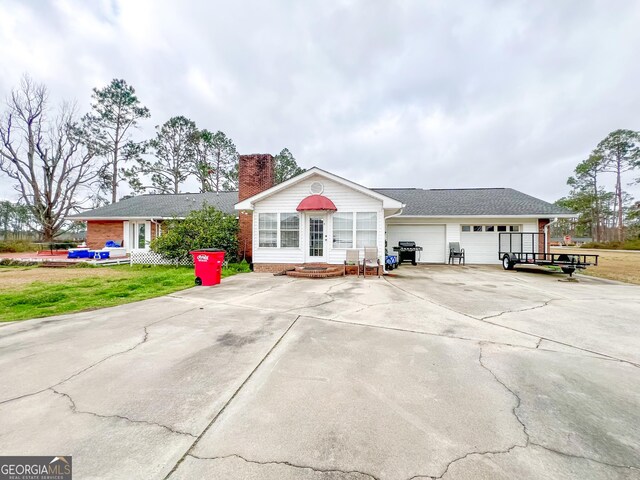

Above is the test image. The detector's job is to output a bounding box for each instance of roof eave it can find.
[391,213,575,219]
[235,167,404,210]
[65,216,187,221]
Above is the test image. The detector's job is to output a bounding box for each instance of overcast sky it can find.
[1,0,640,203]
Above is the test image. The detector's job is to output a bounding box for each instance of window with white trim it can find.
[356,212,377,248]
[462,224,522,233]
[332,212,353,248]
[280,213,300,248]
[258,213,277,247]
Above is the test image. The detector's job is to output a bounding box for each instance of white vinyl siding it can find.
[387,218,538,264]
[252,174,385,265]
[386,224,446,263]
[460,222,536,264]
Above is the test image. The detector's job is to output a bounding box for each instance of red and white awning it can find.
[296,194,337,212]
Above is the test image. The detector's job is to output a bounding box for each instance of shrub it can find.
[0,240,36,253]
[150,205,238,262]
[0,258,39,267]
[70,262,96,268]
[223,259,251,276]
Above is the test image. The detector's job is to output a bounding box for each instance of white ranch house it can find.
[69,154,572,271]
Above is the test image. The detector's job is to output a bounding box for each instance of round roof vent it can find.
[310,181,324,195]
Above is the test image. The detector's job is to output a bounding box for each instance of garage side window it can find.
[258,213,277,248]
[356,212,377,248]
[333,212,353,248]
[280,213,300,248]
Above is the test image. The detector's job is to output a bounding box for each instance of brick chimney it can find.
[238,154,275,263]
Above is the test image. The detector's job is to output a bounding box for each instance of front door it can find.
[307,215,326,262]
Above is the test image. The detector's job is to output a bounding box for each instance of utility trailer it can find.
[499,232,598,277]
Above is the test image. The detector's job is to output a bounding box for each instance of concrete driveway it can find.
[1,266,639,479]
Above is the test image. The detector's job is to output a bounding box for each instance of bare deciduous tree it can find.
[0,76,99,241]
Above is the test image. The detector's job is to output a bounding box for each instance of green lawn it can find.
[0,263,249,322]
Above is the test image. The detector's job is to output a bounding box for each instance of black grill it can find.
[393,241,423,265]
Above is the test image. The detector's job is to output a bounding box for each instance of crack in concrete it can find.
[286,279,406,315]
[478,299,554,321]
[383,276,640,368]
[408,443,527,480]
[535,337,543,349]
[50,387,196,438]
[238,278,298,299]
[309,315,537,350]
[478,344,529,442]
[0,325,152,406]
[0,305,202,406]
[283,280,355,314]
[187,453,381,479]
[164,315,302,480]
[410,344,531,480]
[409,344,639,479]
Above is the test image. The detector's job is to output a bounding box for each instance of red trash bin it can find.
[190,249,225,286]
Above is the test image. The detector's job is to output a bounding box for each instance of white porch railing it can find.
[129,250,192,266]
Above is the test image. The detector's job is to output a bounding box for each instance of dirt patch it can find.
[0,267,132,291]
[551,248,640,285]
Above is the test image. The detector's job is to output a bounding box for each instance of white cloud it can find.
[1,0,640,203]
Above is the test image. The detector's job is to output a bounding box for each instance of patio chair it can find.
[448,242,465,265]
[344,248,361,277]
[362,247,381,278]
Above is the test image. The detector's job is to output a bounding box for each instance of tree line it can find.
[0,201,34,240]
[0,76,304,241]
[557,129,640,242]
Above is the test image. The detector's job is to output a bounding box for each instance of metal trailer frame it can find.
[498,232,598,276]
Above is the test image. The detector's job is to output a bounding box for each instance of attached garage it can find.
[459,224,532,264]
[460,228,501,264]
[387,224,446,263]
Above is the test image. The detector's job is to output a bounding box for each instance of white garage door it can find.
[460,232,500,264]
[387,224,446,263]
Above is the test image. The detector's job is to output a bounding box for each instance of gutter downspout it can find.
[383,206,405,273]
[543,217,559,255]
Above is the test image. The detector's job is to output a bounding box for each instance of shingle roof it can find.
[372,188,572,216]
[68,187,571,220]
[67,191,238,219]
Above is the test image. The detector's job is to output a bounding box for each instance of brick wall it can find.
[238,154,275,263]
[253,263,382,275]
[253,263,297,273]
[538,218,550,255]
[86,221,123,249]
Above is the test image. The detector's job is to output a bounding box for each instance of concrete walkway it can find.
[0,266,639,479]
